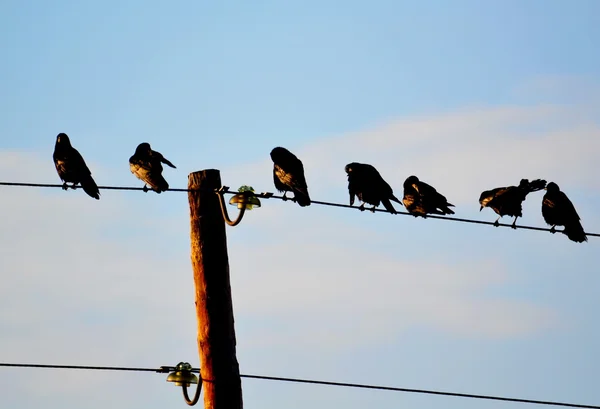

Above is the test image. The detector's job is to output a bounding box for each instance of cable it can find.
[0,362,164,372]
[0,182,192,192]
[0,181,598,238]
[0,363,597,408]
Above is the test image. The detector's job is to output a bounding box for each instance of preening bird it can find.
[479,178,547,228]
[53,133,100,200]
[270,147,311,207]
[402,175,454,217]
[129,143,176,193]
[542,182,587,243]
[345,162,401,214]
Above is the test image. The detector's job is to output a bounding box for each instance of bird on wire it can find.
[542,182,587,243]
[402,175,455,218]
[345,162,401,214]
[53,133,100,200]
[270,147,311,207]
[479,178,547,228]
[129,142,176,193]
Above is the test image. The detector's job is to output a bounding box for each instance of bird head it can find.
[403,175,419,190]
[344,163,360,174]
[478,191,491,210]
[270,147,294,163]
[518,179,529,188]
[135,142,152,155]
[56,133,71,147]
[545,182,559,192]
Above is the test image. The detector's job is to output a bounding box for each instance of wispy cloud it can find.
[224,101,600,209]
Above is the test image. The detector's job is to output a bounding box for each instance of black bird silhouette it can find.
[479,178,547,228]
[270,147,311,207]
[402,175,455,218]
[53,133,100,200]
[542,182,587,243]
[345,162,401,214]
[129,143,176,193]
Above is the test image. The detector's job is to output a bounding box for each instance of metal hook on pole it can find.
[217,185,262,227]
[165,362,203,406]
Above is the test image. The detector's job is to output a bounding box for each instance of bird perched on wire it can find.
[53,133,100,200]
[270,147,311,206]
[402,175,455,218]
[542,182,587,243]
[345,162,401,214]
[479,178,547,228]
[129,142,176,193]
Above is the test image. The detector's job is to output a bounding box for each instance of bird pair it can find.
[345,163,455,217]
[270,147,455,217]
[479,179,587,243]
[53,133,176,199]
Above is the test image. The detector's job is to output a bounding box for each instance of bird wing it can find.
[480,187,508,207]
[274,157,308,191]
[70,148,92,176]
[155,151,176,168]
[273,165,291,192]
[369,167,398,202]
[556,191,582,222]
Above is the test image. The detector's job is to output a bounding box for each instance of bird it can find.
[402,175,455,217]
[270,147,311,207]
[542,182,587,243]
[344,162,401,214]
[129,142,176,193]
[479,178,547,228]
[53,133,100,200]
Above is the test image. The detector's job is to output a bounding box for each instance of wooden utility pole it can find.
[188,169,243,409]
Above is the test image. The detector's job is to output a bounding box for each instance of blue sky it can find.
[0,1,599,408]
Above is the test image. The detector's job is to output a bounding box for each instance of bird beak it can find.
[479,205,483,211]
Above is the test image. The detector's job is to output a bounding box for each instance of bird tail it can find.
[81,175,100,200]
[440,205,455,215]
[525,179,547,194]
[381,198,398,214]
[390,194,402,204]
[161,157,177,169]
[150,176,169,193]
[563,222,588,243]
[293,188,311,207]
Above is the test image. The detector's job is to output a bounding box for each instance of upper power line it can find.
[0,181,598,238]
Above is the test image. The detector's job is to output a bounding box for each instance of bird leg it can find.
[511,216,518,230]
[370,205,377,213]
[549,225,556,234]
[493,216,501,227]
[358,203,366,212]
[61,182,69,191]
[281,192,288,201]
[142,184,149,193]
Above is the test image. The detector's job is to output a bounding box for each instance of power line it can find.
[0,363,598,408]
[0,181,192,192]
[1,181,598,238]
